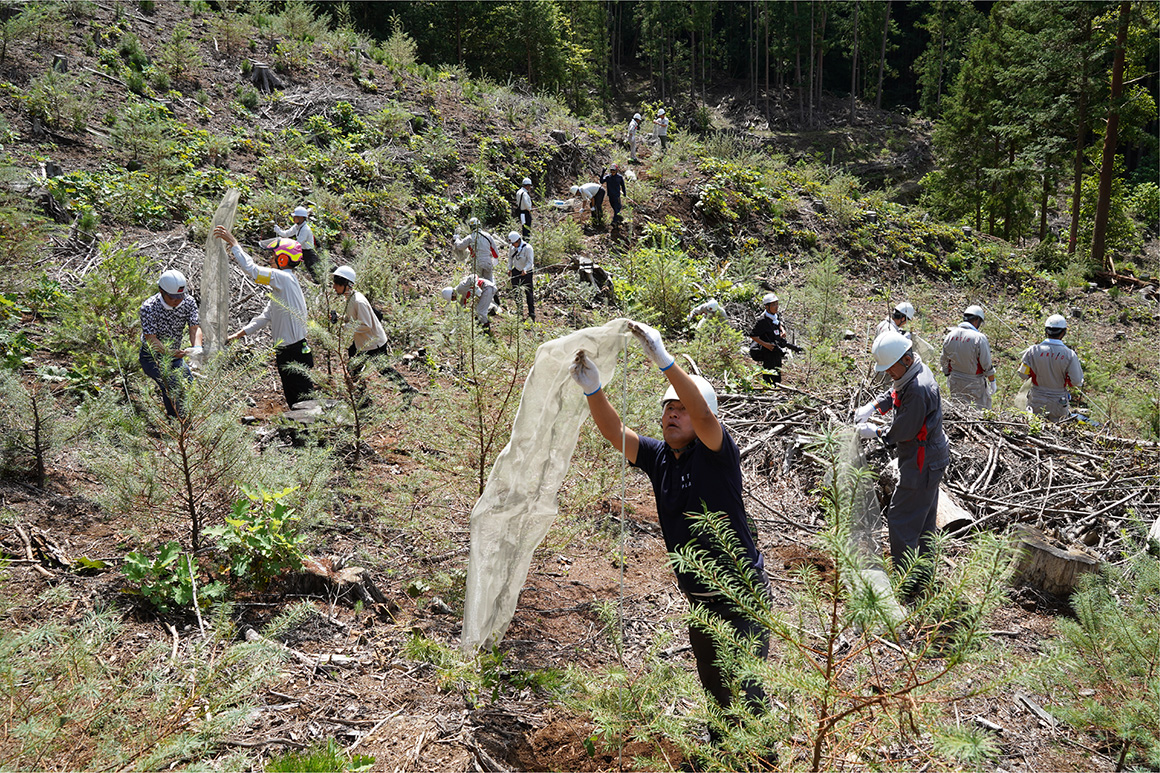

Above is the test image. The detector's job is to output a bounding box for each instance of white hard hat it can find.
[633,113,642,121]
[508,231,521,244]
[332,265,356,284]
[964,304,985,321]
[570,185,579,195]
[657,108,665,115]
[292,205,309,218]
[762,292,779,305]
[893,301,916,320]
[468,217,480,227]
[871,330,913,372]
[441,287,454,301]
[661,375,718,416]
[1045,313,1068,330]
[706,300,720,312]
[159,269,187,296]
[521,177,532,186]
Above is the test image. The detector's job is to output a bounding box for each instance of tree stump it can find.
[249,61,282,92]
[51,54,68,72]
[1011,525,1101,596]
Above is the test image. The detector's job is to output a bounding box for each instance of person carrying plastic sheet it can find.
[214,225,314,408]
[600,164,626,225]
[1018,314,1084,422]
[441,274,498,331]
[940,305,995,409]
[274,205,321,277]
[854,330,950,601]
[749,292,801,384]
[139,269,203,417]
[452,218,500,283]
[507,231,535,322]
[626,112,643,162]
[514,177,533,238]
[653,107,670,151]
[569,322,770,727]
[331,266,416,399]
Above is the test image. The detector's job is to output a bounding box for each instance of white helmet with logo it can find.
[871,330,913,372]
[661,374,718,416]
[633,113,642,121]
[762,292,779,305]
[159,269,187,297]
[467,217,480,228]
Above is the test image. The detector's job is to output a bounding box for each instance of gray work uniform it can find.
[868,356,950,582]
[1019,339,1084,421]
[940,321,995,409]
[453,231,500,283]
[451,274,497,326]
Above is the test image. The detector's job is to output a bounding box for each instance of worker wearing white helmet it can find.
[570,181,604,220]
[214,225,314,408]
[871,301,915,389]
[506,231,535,322]
[452,217,500,283]
[939,304,995,409]
[139,268,203,417]
[273,205,321,277]
[626,113,643,162]
[514,177,533,238]
[570,321,769,725]
[441,274,498,330]
[653,107,670,151]
[749,292,802,384]
[854,329,950,601]
[1018,314,1084,421]
[332,266,416,399]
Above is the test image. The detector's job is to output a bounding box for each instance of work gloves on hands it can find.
[856,422,879,440]
[627,321,675,370]
[570,350,602,396]
[854,402,876,423]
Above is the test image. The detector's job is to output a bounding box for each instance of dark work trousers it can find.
[686,580,771,734]
[608,194,623,222]
[510,268,535,321]
[275,339,314,408]
[888,464,946,598]
[347,343,417,398]
[518,210,532,238]
[139,345,192,417]
[750,345,784,383]
[591,188,606,220]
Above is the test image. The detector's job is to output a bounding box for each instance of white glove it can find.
[570,350,602,396]
[854,402,875,422]
[627,321,674,370]
[185,346,203,357]
[987,379,998,396]
[856,422,879,440]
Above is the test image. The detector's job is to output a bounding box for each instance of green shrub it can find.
[1127,181,1159,229]
[205,487,307,588]
[123,541,227,613]
[19,70,98,132]
[266,738,374,773]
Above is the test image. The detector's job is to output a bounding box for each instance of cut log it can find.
[1011,525,1101,596]
[936,486,975,534]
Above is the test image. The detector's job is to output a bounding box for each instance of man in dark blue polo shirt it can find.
[570,321,769,719]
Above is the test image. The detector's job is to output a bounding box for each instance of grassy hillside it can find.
[1,3,1157,772]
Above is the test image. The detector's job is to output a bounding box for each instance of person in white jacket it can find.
[441,274,497,330]
[452,217,500,283]
[214,225,314,408]
[653,108,670,151]
[627,113,642,162]
[507,231,535,322]
[514,178,533,238]
[940,305,995,409]
[274,205,321,277]
[332,265,416,399]
[1019,314,1084,421]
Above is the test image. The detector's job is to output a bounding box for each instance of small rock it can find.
[843,329,857,340]
[245,396,257,407]
[241,415,258,425]
[428,596,452,615]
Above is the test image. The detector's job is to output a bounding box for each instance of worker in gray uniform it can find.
[855,330,950,600]
[870,301,915,390]
[939,305,995,409]
[1019,314,1084,421]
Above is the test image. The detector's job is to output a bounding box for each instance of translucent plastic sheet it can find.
[1013,378,1032,412]
[911,333,936,365]
[461,318,630,653]
[200,189,240,358]
[837,426,906,626]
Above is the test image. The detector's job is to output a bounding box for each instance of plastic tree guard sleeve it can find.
[201,189,240,357]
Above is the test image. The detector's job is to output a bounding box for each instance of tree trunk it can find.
[1090,0,1130,272]
[815,6,828,123]
[808,1,815,126]
[796,1,804,125]
[1067,13,1092,254]
[875,0,891,109]
[849,1,859,124]
[1040,169,1051,241]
